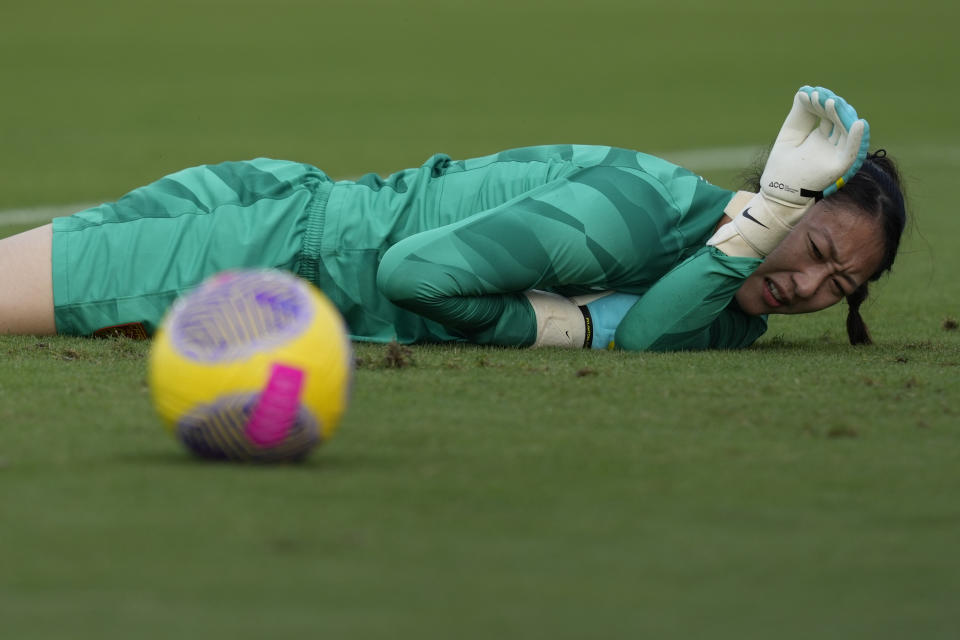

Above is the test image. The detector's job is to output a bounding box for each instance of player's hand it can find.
[763,86,870,204]
[708,86,870,258]
[571,291,641,350]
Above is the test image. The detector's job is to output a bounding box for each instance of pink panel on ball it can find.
[245,363,306,448]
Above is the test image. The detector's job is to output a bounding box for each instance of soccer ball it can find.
[148,269,353,462]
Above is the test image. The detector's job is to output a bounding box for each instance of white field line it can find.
[657,145,764,171]
[0,203,98,226]
[1,143,955,226]
[659,142,960,170]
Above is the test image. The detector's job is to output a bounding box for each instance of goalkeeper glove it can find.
[572,291,641,350]
[525,290,639,349]
[708,86,870,258]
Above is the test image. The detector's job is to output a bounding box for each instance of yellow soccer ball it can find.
[148,270,353,462]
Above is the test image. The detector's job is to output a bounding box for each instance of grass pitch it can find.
[2,1,959,638]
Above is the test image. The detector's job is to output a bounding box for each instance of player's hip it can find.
[51,159,334,336]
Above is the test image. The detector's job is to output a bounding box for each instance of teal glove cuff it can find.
[582,292,641,350]
[798,85,871,198]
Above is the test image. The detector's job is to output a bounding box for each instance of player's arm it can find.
[577,198,766,352]
[612,245,765,351]
[376,167,676,347]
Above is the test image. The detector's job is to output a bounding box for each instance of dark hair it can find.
[741,150,907,345]
[822,150,907,345]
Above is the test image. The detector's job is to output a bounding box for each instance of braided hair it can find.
[823,150,907,345]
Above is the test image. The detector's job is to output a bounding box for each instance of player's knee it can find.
[377,242,448,313]
[377,242,421,304]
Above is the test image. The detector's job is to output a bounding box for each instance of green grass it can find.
[3,340,959,638]
[2,1,960,638]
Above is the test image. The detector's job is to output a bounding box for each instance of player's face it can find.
[735,201,885,316]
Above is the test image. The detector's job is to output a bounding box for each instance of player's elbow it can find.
[612,324,680,352]
[615,325,713,352]
[612,327,649,352]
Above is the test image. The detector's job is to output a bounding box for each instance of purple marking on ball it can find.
[169,271,314,363]
[245,363,306,448]
[175,392,321,461]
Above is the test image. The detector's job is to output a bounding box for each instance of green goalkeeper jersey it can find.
[306,144,767,350]
[52,145,766,350]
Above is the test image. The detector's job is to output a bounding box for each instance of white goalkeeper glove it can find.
[525,290,640,349]
[708,86,870,258]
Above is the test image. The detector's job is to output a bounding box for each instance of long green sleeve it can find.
[614,246,767,351]
[375,149,742,348]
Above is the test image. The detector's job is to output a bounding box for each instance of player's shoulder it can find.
[559,146,714,191]
[442,144,706,186]
[564,146,711,191]
[451,144,670,169]
[477,144,681,171]
[580,146,704,178]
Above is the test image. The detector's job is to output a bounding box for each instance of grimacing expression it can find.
[735,201,886,316]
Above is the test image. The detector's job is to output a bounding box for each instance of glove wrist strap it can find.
[723,190,755,217]
[709,192,811,258]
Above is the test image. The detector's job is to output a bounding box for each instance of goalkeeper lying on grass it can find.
[0,86,906,351]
